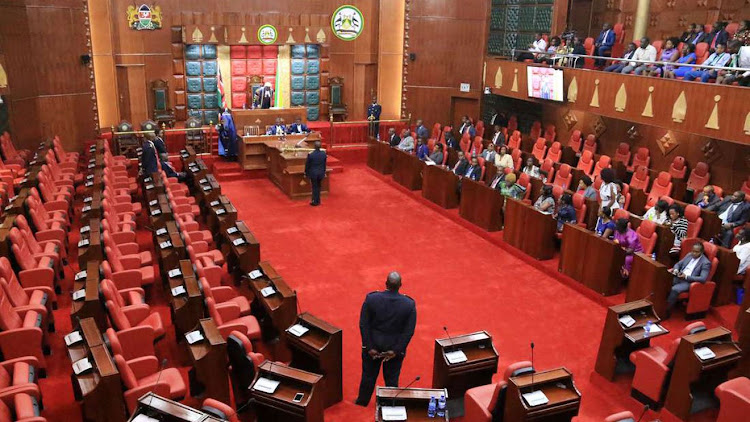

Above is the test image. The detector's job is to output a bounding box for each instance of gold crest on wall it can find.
[127,4,163,31]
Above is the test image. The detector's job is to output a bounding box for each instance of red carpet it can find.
[38,163,729,421]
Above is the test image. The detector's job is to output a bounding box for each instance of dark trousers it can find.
[719,227,735,247]
[220,135,236,157]
[369,121,380,139]
[356,350,404,405]
[310,174,323,204]
[595,46,611,66]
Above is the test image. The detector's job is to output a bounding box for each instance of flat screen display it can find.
[526,67,564,102]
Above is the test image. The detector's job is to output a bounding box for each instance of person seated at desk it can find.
[267,118,287,135]
[488,171,505,190]
[427,143,444,165]
[695,185,720,209]
[141,134,186,182]
[494,145,514,174]
[490,125,505,147]
[522,157,541,179]
[396,129,415,152]
[595,206,616,238]
[387,127,400,147]
[462,156,481,182]
[708,190,750,247]
[452,151,469,176]
[287,117,310,134]
[480,144,496,163]
[734,228,750,275]
[534,185,556,215]
[555,193,578,232]
[498,173,526,200]
[578,175,598,200]
[445,131,459,150]
[667,242,712,315]
[665,203,689,258]
[457,116,476,137]
[604,43,637,73]
[415,120,429,140]
[643,199,669,224]
[613,218,643,278]
[415,137,429,160]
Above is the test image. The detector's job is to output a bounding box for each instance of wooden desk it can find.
[78,219,103,269]
[250,361,324,422]
[629,187,648,214]
[147,196,174,230]
[224,221,261,276]
[80,191,102,225]
[196,174,222,206]
[0,215,16,264]
[186,159,209,184]
[595,300,668,380]
[367,138,394,175]
[737,274,750,332]
[432,331,498,400]
[128,393,223,422]
[168,260,204,338]
[505,198,556,260]
[734,307,750,378]
[664,327,741,420]
[375,387,449,422]
[559,224,625,295]
[422,165,459,209]
[234,108,308,135]
[155,222,187,276]
[240,132,320,171]
[284,312,343,408]
[459,178,504,231]
[391,149,424,191]
[247,261,298,340]
[626,253,673,318]
[71,261,107,332]
[628,215,675,266]
[713,245,740,306]
[207,196,238,236]
[186,318,230,405]
[265,140,330,200]
[143,174,167,202]
[180,146,197,167]
[504,367,581,422]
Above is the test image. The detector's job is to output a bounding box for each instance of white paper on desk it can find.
[215,208,226,215]
[171,285,186,297]
[144,177,152,182]
[81,205,91,212]
[647,324,663,334]
[289,324,309,337]
[253,377,280,394]
[149,199,158,206]
[9,195,17,202]
[155,228,167,236]
[260,286,276,297]
[232,238,245,246]
[72,289,86,301]
[522,390,549,407]
[446,350,468,364]
[132,414,160,422]
[72,358,93,375]
[210,200,220,207]
[87,164,95,169]
[248,270,263,279]
[86,174,94,180]
[425,159,436,166]
[83,196,92,203]
[85,181,93,187]
[618,315,635,328]
[381,406,408,421]
[199,178,208,184]
[145,184,154,190]
[185,330,204,345]
[3,205,11,211]
[77,239,89,248]
[191,167,199,173]
[168,268,182,278]
[64,331,83,346]
[80,226,90,234]
[150,209,161,216]
[695,347,716,360]
[159,241,172,249]
[202,185,212,191]
[75,270,87,281]
[227,227,238,234]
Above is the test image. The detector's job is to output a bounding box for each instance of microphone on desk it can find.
[530,342,536,392]
[146,359,169,411]
[443,326,456,352]
[636,404,649,422]
[391,376,421,407]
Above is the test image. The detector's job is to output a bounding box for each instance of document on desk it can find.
[288,324,309,337]
[132,414,160,422]
[381,406,408,421]
[72,289,86,301]
[425,159,436,166]
[618,315,635,328]
[248,270,263,279]
[64,331,83,346]
[232,237,246,246]
[446,350,468,364]
[227,227,239,235]
[80,225,90,234]
[695,347,716,360]
[185,330,204,345]
[253,377,280,394]
[72,358,93,375]
[260,286,276,297]
[75,270,87,281]
[170,285,186,297]
[646,324,663,334]
[168,268,182,278]
[155,228,167,236]
[522,390,549,407]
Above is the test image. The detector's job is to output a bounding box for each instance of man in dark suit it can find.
[667,243,712,313]
[415,119,429,140]
[694,185,720,209]
[140,136,159,176]
[451,151,469,176]
[254,82,274,109]
[304,140,327,206]
[708,191,750,247]
[444,131,459,150]
[708,22,729,52]
[463,156,482,182]
[287,117,309,134]
[266,118,287,135]
[355,271,417,406]
[594,23,616,66]
[689,24,708,45]
[680,23,696,43]
[367,98,382,139]
[457,116,476,137]
[490,125,505,147]
[387,128,400,147]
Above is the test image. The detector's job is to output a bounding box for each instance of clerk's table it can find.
[432,331,499,400]
[263,139,331,200]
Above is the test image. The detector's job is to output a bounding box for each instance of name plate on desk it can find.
[202,185,212,192]
[522,390,549,407]
[132,414,160,422]
[253,377,280,394]
[260,286,276,297]
[288,324,309,337]
[150,209,162,216]
[77,239,89,248]
[72,358,93,375]
[75,270,87,281]
[618,315,635,328]
[168,268,182,278]
[80,225,90,234]
[227,227,239,234]
[81,205,91,213]
[155,228,167,236]
[232,238,246,246]
[87,163,95,169]
[86,174,94,180]
[210,200,220,207]
[149,199,158,206]
[248,269,263,279]
[171,285,186,297]
[72,289,86,301]
[381,406,408,421]
[215,208,226,215]
[159,241,172,250]
[445,350,468,364]
[190,167,199,173]
[144,177,152,182]
[185,330,204,345]
[199,178,208,184]
[85,181,93,187]
[83,196,93,203]
[145,184,154,190]
[695,347,716,360]
[64,331,83,347]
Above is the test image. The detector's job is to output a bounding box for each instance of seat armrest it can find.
[122,304,151,326]
[116,242,141,255]
[216,303,241,322]
[0,356,41,370]
[18,269,55,290]
[111,270,143,290]
[119,255,142,270]
[211,286,238,302]
[127,355,159,379]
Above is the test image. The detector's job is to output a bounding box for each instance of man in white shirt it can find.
[622,37,657,75]
[666,243,711,313]
[684,43,732,82]
[396,129,414,152]
[517,33,548,61]
[734,228,750,275]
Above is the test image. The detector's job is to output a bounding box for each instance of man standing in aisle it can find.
[304,140,327,206]
[355,272,417,406]
[368,97,382,139]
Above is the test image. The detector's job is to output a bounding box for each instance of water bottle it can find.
[437,394,446,417]
[427,396,437,418]
[651,252,657,261]
[644,320,652,338]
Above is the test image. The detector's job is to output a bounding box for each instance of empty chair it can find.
[741,175,750,196]
[715,377,750,422]
[226,330,265,404]
[202,399,240,422]
[646,172,673,209]
[102,246,156,289]
[0,291,46,369]
[668,156,686,180]
[592,155,611,178]
[11,244,57,296]
[568,130,582,153]
[507,115,517,133]
[0,275,54,332]
[0,355,41,393]
[0,258,56,307]
[582,135,597,154]
[507,131,521,150]
[516,172,532,201]
[572,193,587,226]
[577,150,594,175]
[613,143,631,166]
[510,149,522,170]
[684,204,703,238]
[459,134,471,156]
[546,141,562,163]
[199,278,250,316]
[105,299,165,340]
[463,361,534,422]
[636,220,658,255]
[529,121,542,140]
[539,159,555,183]
[628,147,650,172]
[114,354,186,414]
[531,138,547,161]
[686,161,710,192]
[470,136,484,156]
[100,278,145,309]
[553,164,573,190]
[543,124,556,143]
[0,392,46,422]
[185,236,225,268]
[205,297,261,341]
[605,411,636,422]
[695,42,709,64]
[104,327,156,364]
[102,232,153,267]
[630,166,650,191]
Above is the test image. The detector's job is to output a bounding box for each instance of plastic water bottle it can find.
[427,396,436,418]
[644,320,652,338]
[437,394,446,417]
[651,252,657,261]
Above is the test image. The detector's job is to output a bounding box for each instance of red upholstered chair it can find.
[9,227,61,280]
[0,291,46,369]
[205,297,261,341]
[475,121,485,138]
[614,143,631,166]
[686,161,710,193]
[695,42,710,64]
[630,166,650,191]
[199,278,250,317]
[577,150,594,175]
[552,185,564,202]
[592,155,611,178]
[459,134,471,156]
[532,138,547,161]
[27,195,68,235]
[553,164,572,190]
[685,205,703,238]
[529,121,542,141]
[517,173,532,201]
[573,193,587,226]
[100,278,145,309]
[583,37,595,68]
[636,220,658,255]
[507,131,521,150]
[226,330,265,403]
[105,298,166,341]
[621,182,632,210]
[202,399,241,422]
[630,321,707,406]
[102,247,156,290]
[668,156,686,180]
[0,392,46,422]
[11,244,57,296]
[105,327,155,364]
[605,411,635,422]
[613,208,630,221]
[430,123,442,142]
[627,147,650,172]
[582,135,597,154]
[507,115,517,133]
[715,377,750,422]
[539,159,555,183]
[0,354,40,396]
[646,172,673,209]
[543,124,556,143]
[742,176,750,196]
[185,236,225,268]
[677,239,718,319]
[0,276,53,333]
[471,137,484,157]
[0,258,56,308]
[511,149,522,170]
[463,361,534,422]
[114,354,186,414]
[102,232,152,268]
[568,130,582,153]
[546,142,561,163]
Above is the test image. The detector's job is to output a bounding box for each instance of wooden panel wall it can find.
[405,0,489,127]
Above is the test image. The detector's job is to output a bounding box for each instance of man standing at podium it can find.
[355,272,417,406]
[304,140,326,206]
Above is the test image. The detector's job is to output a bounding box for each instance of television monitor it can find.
[526,67,564,102]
